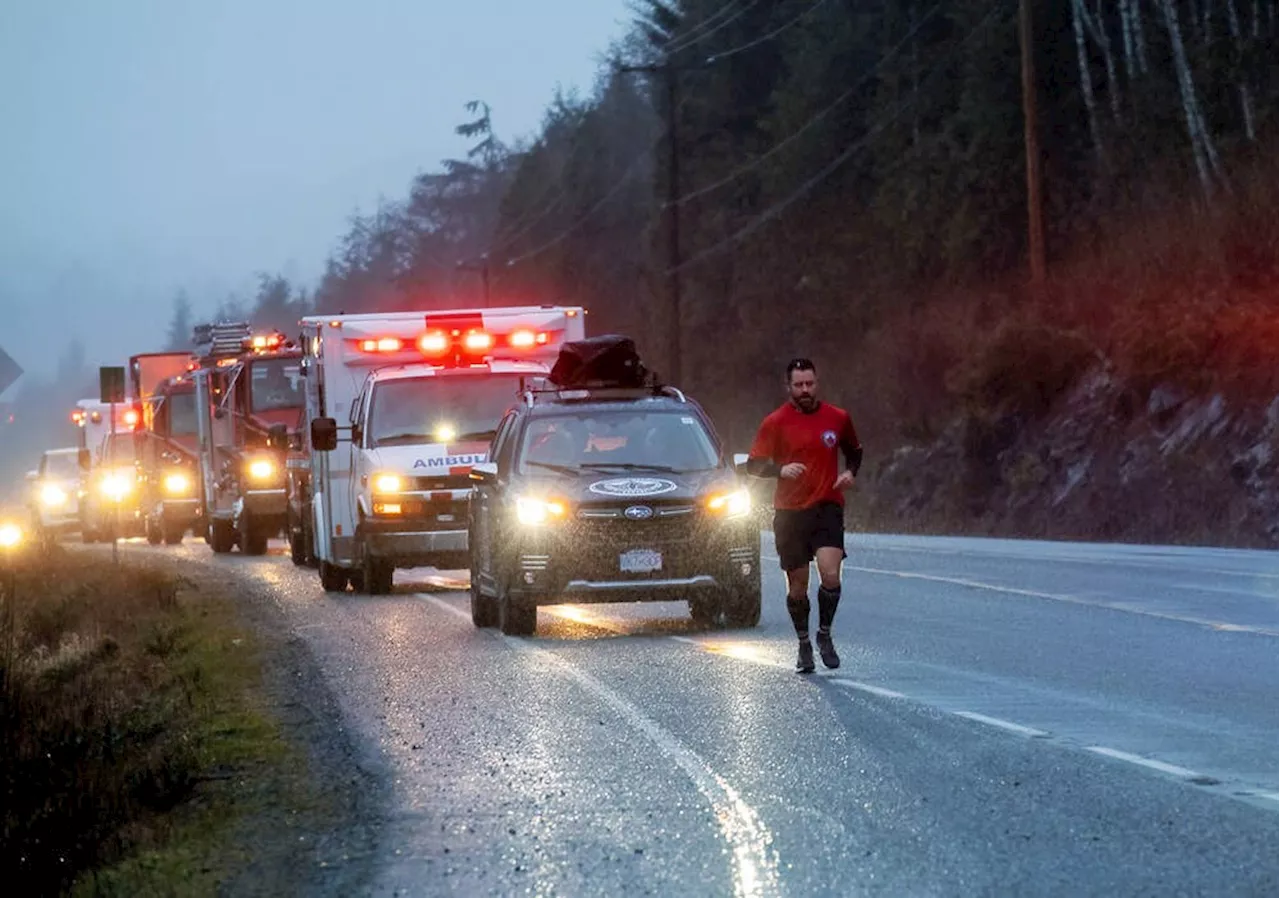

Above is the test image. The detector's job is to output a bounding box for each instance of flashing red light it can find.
[463,331,494,352]
[359,337,404,353]
[418,332,450,355]
[508,329,549,348]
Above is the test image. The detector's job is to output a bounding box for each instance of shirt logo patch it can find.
[821,430,838,448]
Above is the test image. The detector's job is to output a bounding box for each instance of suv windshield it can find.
[518,409,719,475]
[165,391,198,435]
[368,375,520,448]
[43,453,80,480]
[249,358,303,412]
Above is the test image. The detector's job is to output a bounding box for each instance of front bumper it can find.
[161,498,201,525]
[243,488,287,517]
[507,514,759,605]
[361,516,468,567]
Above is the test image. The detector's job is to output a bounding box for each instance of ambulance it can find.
[301,306,586,594]
[71,397,146,542]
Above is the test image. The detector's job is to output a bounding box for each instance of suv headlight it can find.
[40,483,68,507]
[516,496,568,526]
[706,489,751,518]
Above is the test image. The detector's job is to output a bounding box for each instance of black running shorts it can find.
[773,501,847,571]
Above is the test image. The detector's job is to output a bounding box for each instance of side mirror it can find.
[78,448,91,471]
[310,417,338,452]
[267,423,288,450]
[732,452,749,473]
[25,470,39,482]
[469,462,497,484]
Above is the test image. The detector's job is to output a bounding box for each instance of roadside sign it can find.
[100,366,126,404]
[0,345,22,397]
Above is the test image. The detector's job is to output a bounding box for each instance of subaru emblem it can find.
[624,505,654,520]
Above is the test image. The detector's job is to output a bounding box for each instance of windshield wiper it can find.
[455,429,497,441]
[524,461,581,476]
[578,462,684,474]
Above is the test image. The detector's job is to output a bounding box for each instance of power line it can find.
[665,0,946,210]
[704,0,834,63]
[669,2,1005,275]
[667,0,765,54]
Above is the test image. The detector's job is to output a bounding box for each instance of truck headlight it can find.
[101,470,134,501]
[706,489,751,518]
[40,483,68,507]
[163,472,191,495]
[516,496,567,526]
[372,473,402,494]
[246,458,276,481]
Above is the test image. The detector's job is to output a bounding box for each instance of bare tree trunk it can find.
[1224,0,1258,141]
[1120,0,1137,80]
[1159,0,1222,194]
[1132,0,1151,72]
[1072,0,1107,165]
[1086,0,1124,120]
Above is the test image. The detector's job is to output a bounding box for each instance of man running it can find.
[746,358,862,673]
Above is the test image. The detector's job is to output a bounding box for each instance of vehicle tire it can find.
[209,519,236,554]
[289,530,307,566]
[469,555,497,628]
[240,513,269,556]
[497,573,536,636]
[163,522,185,545]
[319,561,348,592]
[362,551,394,596]
[145,518,163,546]
[721,585,762,629]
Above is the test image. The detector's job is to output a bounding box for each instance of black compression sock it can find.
[786,596,810,641]
[817,585,841,633]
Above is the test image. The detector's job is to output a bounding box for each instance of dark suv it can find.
[467,382,762,636]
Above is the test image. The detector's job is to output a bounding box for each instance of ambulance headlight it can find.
[372,473,402,494]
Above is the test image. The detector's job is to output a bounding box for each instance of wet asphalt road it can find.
[159,533,1276,897]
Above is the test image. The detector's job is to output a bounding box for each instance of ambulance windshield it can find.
[368,375,520,448]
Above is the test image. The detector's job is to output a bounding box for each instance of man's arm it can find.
[839,415,862,476]
[744,415,781,478]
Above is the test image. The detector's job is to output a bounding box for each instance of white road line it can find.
[829,679,907,700]
[421,596,783,898]
[952,711,1049,738]
[1084,746,1201,779]
[760,552,1280,637]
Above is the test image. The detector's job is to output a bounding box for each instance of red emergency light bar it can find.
[354,328,553,357]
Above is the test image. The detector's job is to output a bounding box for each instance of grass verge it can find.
[0,542,321,896]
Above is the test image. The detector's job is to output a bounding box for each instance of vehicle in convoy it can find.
[27,447,87,542]
[191,323,304,555]
[80,431,147,541]
[302,306,585,594]
[466,336,762,636]
[138,372,202,545]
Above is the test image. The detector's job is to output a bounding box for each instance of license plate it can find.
[619,548,663,574]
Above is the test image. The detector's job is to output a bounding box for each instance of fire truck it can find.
[192,323,305,555]
[301,306,585,593]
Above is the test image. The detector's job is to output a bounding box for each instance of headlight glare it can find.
[516,496,567,526]
[163,472,190,495]
[372,473,402,494]
[40,483,68,507]
[707,489,751,518]
[247,458,275,481]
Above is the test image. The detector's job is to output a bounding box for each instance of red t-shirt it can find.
[748,401,860,510]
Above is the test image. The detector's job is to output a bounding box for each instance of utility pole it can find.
[619,61,684,386]
[1019,0,1047,299]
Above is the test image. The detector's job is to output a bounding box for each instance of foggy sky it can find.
[0,0,631,398]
